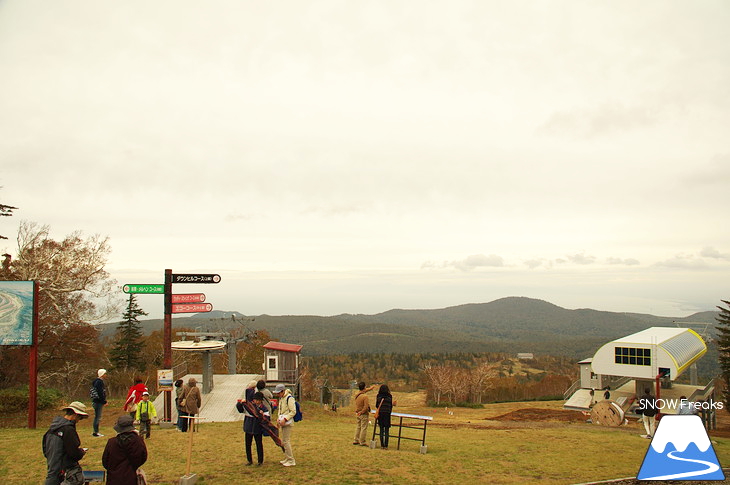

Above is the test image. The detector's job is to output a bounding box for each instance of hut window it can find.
[268,357,277,369]
[614,347,651,366]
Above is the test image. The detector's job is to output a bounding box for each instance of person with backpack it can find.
[638,388,658,438]
[135,391,157,440]
[102,415,147,485]
[273,384,297,467]
[91,369,108,437]
[43,401,88,485]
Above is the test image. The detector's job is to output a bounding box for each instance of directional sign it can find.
[171,274,221,284]
[171,303,213,314]
[171,293,206,304]
[123,284,165,294]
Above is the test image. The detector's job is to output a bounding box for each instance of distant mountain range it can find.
[97,297,720,363]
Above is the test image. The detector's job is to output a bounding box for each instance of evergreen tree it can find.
[110,294,148,371]
[715,299,730,406]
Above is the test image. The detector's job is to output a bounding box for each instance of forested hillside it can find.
[95,297,719,362]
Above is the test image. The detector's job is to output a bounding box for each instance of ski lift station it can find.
[564,327,716,418]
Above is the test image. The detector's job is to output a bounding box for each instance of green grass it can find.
[4,402,730,484]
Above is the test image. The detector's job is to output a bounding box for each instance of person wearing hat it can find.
[102,415,147,485]
[273,384,297,466]
[91,369,108,437]
[135,391,157,440]
[42,402,88,485]
[180,377,202,432]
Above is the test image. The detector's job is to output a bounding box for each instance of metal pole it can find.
[28,281,39,429]
[164,269,172,422]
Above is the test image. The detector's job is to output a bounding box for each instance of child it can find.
[135,391,157,439]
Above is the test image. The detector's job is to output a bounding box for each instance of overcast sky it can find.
[1,1,729,320]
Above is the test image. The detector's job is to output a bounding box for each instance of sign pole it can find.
[164,269,172,422]
[28,281,39,429]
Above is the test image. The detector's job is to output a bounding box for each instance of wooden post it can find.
[185,417,195,476]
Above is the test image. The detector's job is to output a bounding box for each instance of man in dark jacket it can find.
[43,402,88,485]
[102,415,147,485]
[91,368,108,437]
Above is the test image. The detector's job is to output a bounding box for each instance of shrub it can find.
[0,386,63,412]
[455,401,484,409]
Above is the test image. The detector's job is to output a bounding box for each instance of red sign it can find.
[171,303,213,314]
[171,293,206,304]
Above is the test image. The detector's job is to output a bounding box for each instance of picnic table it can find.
[370,411,433,454]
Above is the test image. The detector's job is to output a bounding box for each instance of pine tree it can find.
[715,299,730,406]
[110,294,148,371]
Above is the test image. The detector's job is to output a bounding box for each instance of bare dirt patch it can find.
[487,407,587,423]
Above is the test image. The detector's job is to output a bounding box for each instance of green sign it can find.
[123,284,164,294]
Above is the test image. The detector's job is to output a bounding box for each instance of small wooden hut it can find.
[262,341,302,396]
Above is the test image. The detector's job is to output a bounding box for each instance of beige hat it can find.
[98,369,107,377]
[62,401,89,417]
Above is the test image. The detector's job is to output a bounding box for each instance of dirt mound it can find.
[487,408,587,422]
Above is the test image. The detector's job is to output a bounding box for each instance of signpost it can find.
[171,274,221,284]
[172,303,213,314]
[171,293,206,304]
[123,284,164,294]
[122,270,220,425]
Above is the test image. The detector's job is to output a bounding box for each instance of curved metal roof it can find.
[661,330,707,374]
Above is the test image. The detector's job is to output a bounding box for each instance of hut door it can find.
[267,355,279,381]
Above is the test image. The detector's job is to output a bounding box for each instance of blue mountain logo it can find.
[637,415,724,481]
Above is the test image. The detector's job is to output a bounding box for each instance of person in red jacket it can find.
[102,416,147,485]
[123,378,148,418]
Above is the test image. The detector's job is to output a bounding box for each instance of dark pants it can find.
[245,433,264,464]
[379,426,390,448]
[140,419,151,439]
[179,411,189,432]
[92,401,103,434]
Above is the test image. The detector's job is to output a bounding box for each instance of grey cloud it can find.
[524,259,544,269]
[538,101,663,138]
[606,257,640,266]
[453,254,504,271]
[422,253,505,272]
[700,246,730,260]
[654,254,708,269]
[565,253,597,265]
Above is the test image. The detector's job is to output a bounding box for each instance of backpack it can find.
[90,385,100,401]
[289,395,303,422]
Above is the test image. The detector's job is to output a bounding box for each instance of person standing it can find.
[91,369,108,437]
[273,384,296,466]
[375,384,397,449]
[256,379,274,414]
[638,388,658,438]
[353,381,375,446]
[240,380,259,464]
[123,378,148,419]
[181,377,202,432]
[174,379,185,430]
[42,402,89,485]
[102,415,147,485]
[135,391,157,440]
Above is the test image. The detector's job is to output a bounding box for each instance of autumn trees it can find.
[715,300,730,405]
[0,222,118,391]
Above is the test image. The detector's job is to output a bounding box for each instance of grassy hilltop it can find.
[4,394,730,484]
